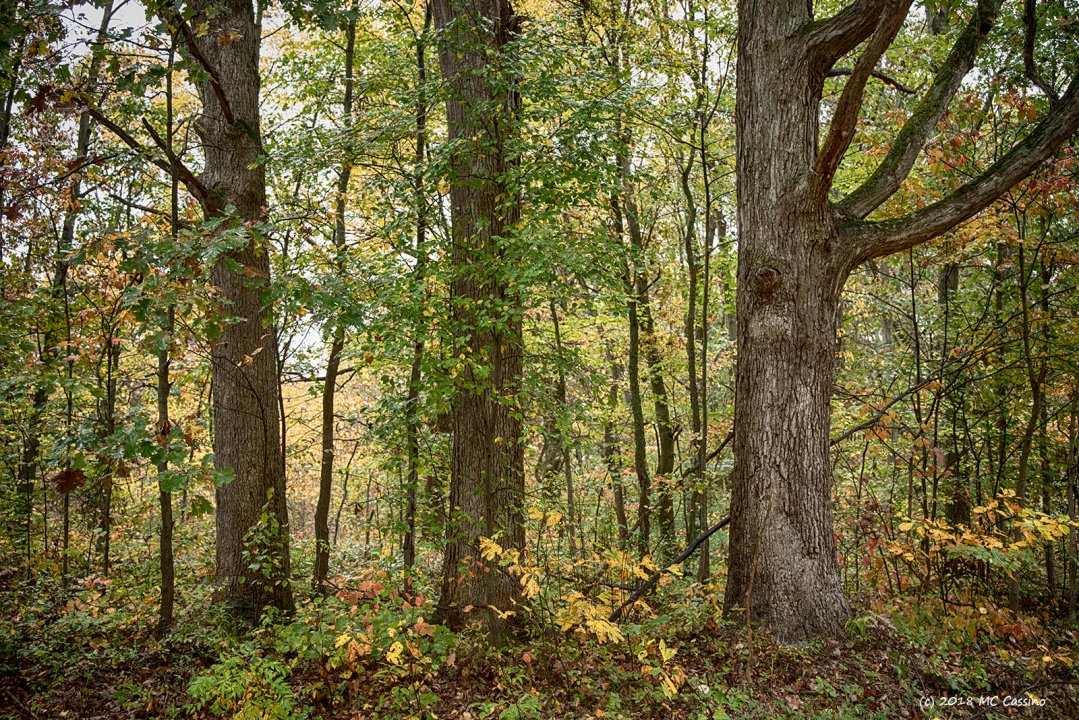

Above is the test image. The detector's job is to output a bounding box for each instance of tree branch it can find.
[174,16,235,127]
[86,105,212,208]
[844,72,1079,265]
[827,67,915,94]
[811,0,911,204]
[1023,0,1060,105]
[829,378,934,446]
[85,106,169,172]
[804,0,893,74]
[838,0,1004,220]
[679,429,732,479]
[139,116,213,207]
[609,515,730,622]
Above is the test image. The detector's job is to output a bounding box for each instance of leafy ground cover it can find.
[3,543,1075,720]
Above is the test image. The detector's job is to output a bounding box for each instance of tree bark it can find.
[623,168,676,555]
[549,299,578,556]
[157,305,176,634]
[432,0,525,642]
[1067,393,1077,622]
[723,0,854,642]
[156,42,180,634]
[602,351,629,548]
[725,0,1079,641]
[616,183,650,557]
[184,0,293,619]
[1009,245,1047,612]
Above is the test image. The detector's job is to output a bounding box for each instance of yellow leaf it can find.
[479,536,503,561]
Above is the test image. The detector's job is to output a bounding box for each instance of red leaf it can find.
[54,468,86,494]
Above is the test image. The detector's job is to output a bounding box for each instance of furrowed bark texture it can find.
[726,0,1079,642]
[433,0,525,641]
[724,0,854,642]
[188,0,293,619]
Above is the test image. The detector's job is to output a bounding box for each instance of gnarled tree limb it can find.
[811,0,911,203]
[838,0,1004,220]
[804,0,893,74]
[844,72,1079,265]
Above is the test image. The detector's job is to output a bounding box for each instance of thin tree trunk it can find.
[1038,262,1055,599]
[681,154,702,551]
[602,351,628,547]
[697,210,719,582]
[314,12,357,594]
[626,188,676,555]
[96,329,119,576]
[404,4,431,578]
[1009,244,1047,612]
[17,0,116,583]
[616,184,650,557]
[156,41,180,634]
[1067,392,1077,622]
[550,299,578,556]
[314,328,343,591]
[157,305,176,633]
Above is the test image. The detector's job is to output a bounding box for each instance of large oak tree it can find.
[725,0,1079,641]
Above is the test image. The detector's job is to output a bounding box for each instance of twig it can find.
[608,515,730,622]
[827,67,916,94]
[175,18,236,126]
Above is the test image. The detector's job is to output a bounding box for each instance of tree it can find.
[175,0,294,619]
[313,7,358,595]
[724,0,1079,641]
[431,0,526,639]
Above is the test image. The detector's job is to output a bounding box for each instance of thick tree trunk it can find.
[722,0,852,641]
[185,0,293,619]
[722,0,1079,642]
[432,0,525,641]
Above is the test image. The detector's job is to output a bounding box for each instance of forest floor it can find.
[2,560,1077,720]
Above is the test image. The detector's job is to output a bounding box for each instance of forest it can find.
[1,0,1078,717]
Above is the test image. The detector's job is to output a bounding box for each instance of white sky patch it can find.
[63,0,151,57]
